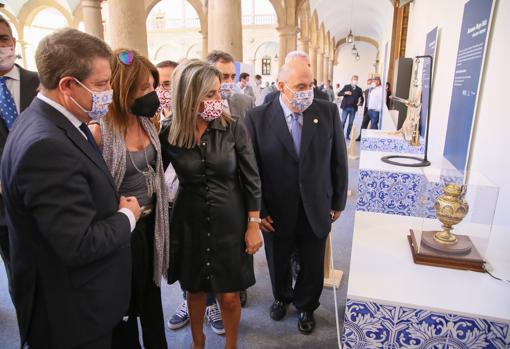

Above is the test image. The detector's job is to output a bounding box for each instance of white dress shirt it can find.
[36,93,136,232]
[367,85,383,112]
[3,65,21,115]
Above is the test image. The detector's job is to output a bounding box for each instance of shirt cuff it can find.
[118,208,136,232]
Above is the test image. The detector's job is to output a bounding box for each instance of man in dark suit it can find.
[1,28,141,349]
[0,16,40,301]
[338,75,364,139]
[245,61,348,334]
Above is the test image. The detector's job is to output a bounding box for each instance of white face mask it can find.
[371,82,377,88]
[0,47,16,71]
[352,80,358,86]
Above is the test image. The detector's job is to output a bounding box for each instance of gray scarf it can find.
[100,117,169,285]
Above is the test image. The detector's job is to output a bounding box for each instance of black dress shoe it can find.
[239,290,247,307]
[270,300,288,321]
[298,311,315,335]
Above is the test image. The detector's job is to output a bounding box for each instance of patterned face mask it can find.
[156,86,172,110]
[198,99,224,122]
[70,78,113,120]
[220,82,236,100]
[284,85,314,112]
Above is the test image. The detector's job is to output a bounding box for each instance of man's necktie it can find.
[79,123,102,156]
[290,112,302,156]
[0,76,18,129]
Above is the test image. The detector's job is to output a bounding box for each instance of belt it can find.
[140,203,155,218]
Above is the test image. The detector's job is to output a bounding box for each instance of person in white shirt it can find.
[367,77,383,129]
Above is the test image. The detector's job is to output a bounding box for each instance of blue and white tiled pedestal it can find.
[342,212,510,349]
[360,129,425,154]
[342,142,510,348]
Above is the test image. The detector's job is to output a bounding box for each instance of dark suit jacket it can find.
[262,87,329,105]
[338,84,364,111]
[0,98,132,349]
[0,65,39,226]
[245,98,348,239]
[228,92,254,120]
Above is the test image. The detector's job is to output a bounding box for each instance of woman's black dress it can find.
[160,118,261,293]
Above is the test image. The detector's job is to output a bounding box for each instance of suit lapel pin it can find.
[313,118,319,124]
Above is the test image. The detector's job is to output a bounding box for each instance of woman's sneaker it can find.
[167,300,190,330]
[205,301,225,335]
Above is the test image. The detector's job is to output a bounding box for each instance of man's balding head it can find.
[278,61,314,112]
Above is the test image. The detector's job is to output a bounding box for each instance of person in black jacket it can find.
[160,60,262,349]
[0,28,141,349]
[0,16,39,302]
[245,61,348,335]
[338,75,364,139]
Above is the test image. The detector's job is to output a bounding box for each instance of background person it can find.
[337,74,364,140]
[0,15,39,302]
[160,60,262,349]
[89,49,169,349]
[367,76,383,129]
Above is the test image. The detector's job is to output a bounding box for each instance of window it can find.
[261,57,271,75]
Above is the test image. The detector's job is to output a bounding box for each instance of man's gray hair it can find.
[284,50,309,64]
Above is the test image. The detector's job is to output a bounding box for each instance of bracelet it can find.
[247,217,262,224]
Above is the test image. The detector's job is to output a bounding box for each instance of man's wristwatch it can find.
[247,217,262,224]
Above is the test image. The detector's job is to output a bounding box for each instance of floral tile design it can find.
[343,299,510,349]
[361,136,425,154]
[357,170,463,219]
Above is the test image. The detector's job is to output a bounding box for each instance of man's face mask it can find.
[70,78,113,120]
[283,84,314,112]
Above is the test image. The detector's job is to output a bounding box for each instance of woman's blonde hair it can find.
[105,48,159,135]
[169,60,231,148]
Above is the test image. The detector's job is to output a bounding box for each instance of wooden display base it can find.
[323,234,343,288]
[408,229,485,272]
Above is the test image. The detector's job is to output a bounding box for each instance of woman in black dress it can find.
[160,60,262,349]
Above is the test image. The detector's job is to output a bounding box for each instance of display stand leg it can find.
[348,125,359,160]
[323,234,343,288]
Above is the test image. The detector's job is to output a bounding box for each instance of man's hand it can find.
[260,216,275,233]
[345,91,352,96]
[330,210,342,222]
[119,196,141,221]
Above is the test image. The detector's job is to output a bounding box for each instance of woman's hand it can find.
[245,223,263,255]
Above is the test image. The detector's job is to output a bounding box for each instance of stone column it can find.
[208,0,243,61]
[309,46,318,79]
[277,25,297,68]
[301,39,309,54]
[317,50,324,83]
[81,0,104,39]
[329,58,335,82]
[323,54,329,82]
[200,30,208,60]
[108,0,148,56]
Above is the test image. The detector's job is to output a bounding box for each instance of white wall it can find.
[405,0,510,227]
[333,42,377,89]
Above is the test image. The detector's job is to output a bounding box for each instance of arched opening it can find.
[23,6,70,70]
[253,41,278,83]
[146,0,201,62]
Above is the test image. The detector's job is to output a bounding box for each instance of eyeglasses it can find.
[118,51,134,65]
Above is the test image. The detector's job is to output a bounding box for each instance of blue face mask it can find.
[283,84,314,112]
[70,78,113,120]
